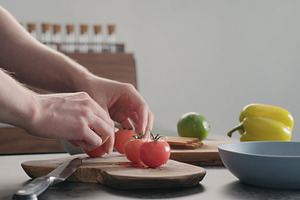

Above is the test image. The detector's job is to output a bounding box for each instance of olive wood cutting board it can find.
[21,153,206,189]
[170,140,236,166]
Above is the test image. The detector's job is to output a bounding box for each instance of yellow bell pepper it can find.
[227,104,294,141]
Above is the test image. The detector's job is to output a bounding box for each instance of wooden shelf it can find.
[65,52,137,88]
[0,53,136,154]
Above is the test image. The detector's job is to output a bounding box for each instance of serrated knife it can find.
[13,157,82,200]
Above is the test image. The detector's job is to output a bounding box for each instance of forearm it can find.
[0,6,92,93]
[0,69,36,128]
[0,69,114,151]
[0,6,153,140]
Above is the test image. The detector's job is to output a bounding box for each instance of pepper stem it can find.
[227,123,244,137]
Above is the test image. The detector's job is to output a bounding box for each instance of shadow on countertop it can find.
[32,182,205,200]
[223,180,300,200]
[102,183,205,199]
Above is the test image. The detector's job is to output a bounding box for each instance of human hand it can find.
[85,77,154,138]
[25,92,115,152]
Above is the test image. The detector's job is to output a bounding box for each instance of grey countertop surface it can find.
[1,153,300,200]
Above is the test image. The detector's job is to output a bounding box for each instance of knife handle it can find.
[13,176,58,200]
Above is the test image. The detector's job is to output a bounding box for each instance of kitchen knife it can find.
[13,157,82,200]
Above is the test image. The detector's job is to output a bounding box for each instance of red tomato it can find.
[140,139,171,168]
[124,139,143,163]
[83,145,106,158]
[114,129,137,154]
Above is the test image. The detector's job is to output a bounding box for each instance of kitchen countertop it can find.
[1,153,300,200]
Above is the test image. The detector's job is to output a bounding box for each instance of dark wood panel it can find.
[67,52,135,64]
[65,53,137,88]
[0,127,64,154]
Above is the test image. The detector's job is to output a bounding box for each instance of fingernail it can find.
[107,147,113,154]
[140,128,146,135]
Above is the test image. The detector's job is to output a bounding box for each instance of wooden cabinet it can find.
[66,53,137,88]
[0,53,136,154]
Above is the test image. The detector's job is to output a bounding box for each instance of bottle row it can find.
[24,23,124,53]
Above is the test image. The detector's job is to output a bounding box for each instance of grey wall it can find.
[1,0,300,141]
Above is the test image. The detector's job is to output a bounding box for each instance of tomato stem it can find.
[150,131,163,144]
[133,131,146,139]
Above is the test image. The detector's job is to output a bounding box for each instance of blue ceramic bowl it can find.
[218,141,300,189]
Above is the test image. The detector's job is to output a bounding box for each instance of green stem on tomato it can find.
[150,131,164,144]
[133,131,146,139]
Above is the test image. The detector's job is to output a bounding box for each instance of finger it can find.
[90,117,115,153]
[92,104,114,128]
[109,102,132,124]
[118,85,148,128]
[130,113,139,127]
[90,127,109,145]
[82,127,103,150]
[120,118,135,130]
[136,105,149,134]
[144,111,154,139]
[71,93,114,129]
[64,91,112,125]
[147,110,154,131]
[102,132,114,154]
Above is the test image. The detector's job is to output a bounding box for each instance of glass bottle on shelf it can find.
[64,24,76,53]
[41,23,52,48]
[52,24,61,51]
[107,24,116,53]
[27,23,37,39]
[78,24,89,53]
[92,25,102,53]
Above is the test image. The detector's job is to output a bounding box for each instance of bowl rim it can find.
[218,141,300,158]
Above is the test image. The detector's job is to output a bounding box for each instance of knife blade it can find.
[13,157,82,200]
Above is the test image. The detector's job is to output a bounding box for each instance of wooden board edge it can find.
[20,157,207,189]
[101,170,206,189]
[169,151,223,165]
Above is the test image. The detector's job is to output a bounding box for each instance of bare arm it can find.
[0,6,88,93]
[0,69,36,128]
[0,6,154,151]
[0,68,116,152]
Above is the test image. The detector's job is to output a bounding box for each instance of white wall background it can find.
[1,0,300,141]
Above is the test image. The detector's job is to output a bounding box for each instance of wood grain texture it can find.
[0,127,64,154]
[65,53,137,88]
[21,153,206,189]
[170,141,237,166]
